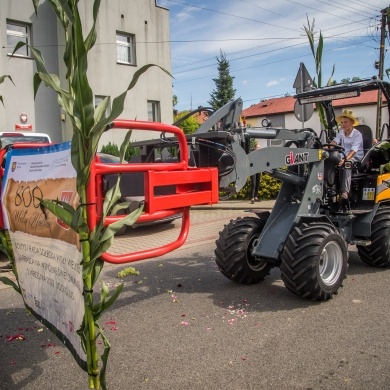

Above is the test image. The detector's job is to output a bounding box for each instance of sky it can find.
[156,0,390,112]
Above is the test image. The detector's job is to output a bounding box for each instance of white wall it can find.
[0,0,173,147]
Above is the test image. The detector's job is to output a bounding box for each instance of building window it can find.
[148,101,161,122]
[95,95,111,118]
[6,21,31,57]
[116,32,136,65]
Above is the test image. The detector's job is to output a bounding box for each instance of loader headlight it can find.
[261,118,272,127]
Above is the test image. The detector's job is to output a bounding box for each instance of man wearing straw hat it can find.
[331,109,364,201]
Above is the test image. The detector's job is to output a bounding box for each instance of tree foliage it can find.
[173,110,200,134]
[208,50,236,110]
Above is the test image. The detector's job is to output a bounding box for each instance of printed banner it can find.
[1,142,86,370]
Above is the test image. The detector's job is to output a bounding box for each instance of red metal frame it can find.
[87,119,219,264]
[0,126,219,264]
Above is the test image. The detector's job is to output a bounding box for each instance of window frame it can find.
[116,32,136,65]
[147,100,161,122]
[6,20,31,58]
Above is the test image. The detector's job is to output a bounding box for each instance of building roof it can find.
[242,90,384,118]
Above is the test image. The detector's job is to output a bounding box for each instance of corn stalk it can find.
[303,16,335,129]
[5,1,170,388]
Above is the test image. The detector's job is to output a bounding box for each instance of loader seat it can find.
[353,125,373,172]
[355,125,373,154]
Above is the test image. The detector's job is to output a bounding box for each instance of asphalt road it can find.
[1,209,390,390]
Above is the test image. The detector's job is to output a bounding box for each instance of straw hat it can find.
[336,109,359,126]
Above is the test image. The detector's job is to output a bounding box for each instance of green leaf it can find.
[91,258,104,287]
[32,0,41,13]
[0,75,14,85]
[93,281,123,321]
[90,64,171,155]
[84,0,101,51]
[110,201,130,216]
[119,130,133,163]
[39,199,76,232]
[0,276,21,294]
[100,205,143,243]
[96,324,111,390]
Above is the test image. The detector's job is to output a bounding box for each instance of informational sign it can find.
[15,123,33,130]
[1,142,86,370]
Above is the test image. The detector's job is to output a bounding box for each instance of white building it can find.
[0,0,172,146]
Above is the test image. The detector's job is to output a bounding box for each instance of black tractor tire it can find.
[214,216,274,284]
[357,205,390,267]
[280,221,348,300]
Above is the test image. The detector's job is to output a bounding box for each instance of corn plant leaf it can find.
[94,97,110,123]
[102,178,123,218]
[96,324,111,390]
[100,205,143,243]
[32,0,40,13]
[110,201,130,215]
[0,75,14,85]
[72,16,95,139]
[91,258,104,287]
[0,244,13,260]
[54,0,75,24]
[46,0,69,29]
[0,276,21,294]
[84,0,101,51]
[93,281,124,321]
[90,65,171,155]
[81,257,98,280]
[119,130,133,163]
[90,206,143,262]
[40,199,76,232]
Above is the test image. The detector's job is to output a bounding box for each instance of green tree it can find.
[340,77,362,83]
[172,94,178,108]
[208,50,236,110]
[173,110,200,134]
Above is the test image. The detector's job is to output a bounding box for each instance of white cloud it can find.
[266,78,285,87]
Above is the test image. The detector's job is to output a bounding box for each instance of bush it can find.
[227,173,281,200]
[100,141,140,161]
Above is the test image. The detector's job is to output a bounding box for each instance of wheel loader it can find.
[121,77,390,300]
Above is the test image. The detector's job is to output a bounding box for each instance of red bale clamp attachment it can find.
[87,120,219,264]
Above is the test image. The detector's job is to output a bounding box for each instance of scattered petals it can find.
[352,299,362,304]
[37,328,44,332]
[181,314,186,317]
[110,326,118,331]
[10,361,16,365]
[6,334,25,341]
[242,357,247,361]
[55,351,60,355]
[105,321,117,325]
[227,319,235,325]
[181,321,189,327]
[171,294,178,303]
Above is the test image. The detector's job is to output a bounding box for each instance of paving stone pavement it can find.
[0,199,275,291]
